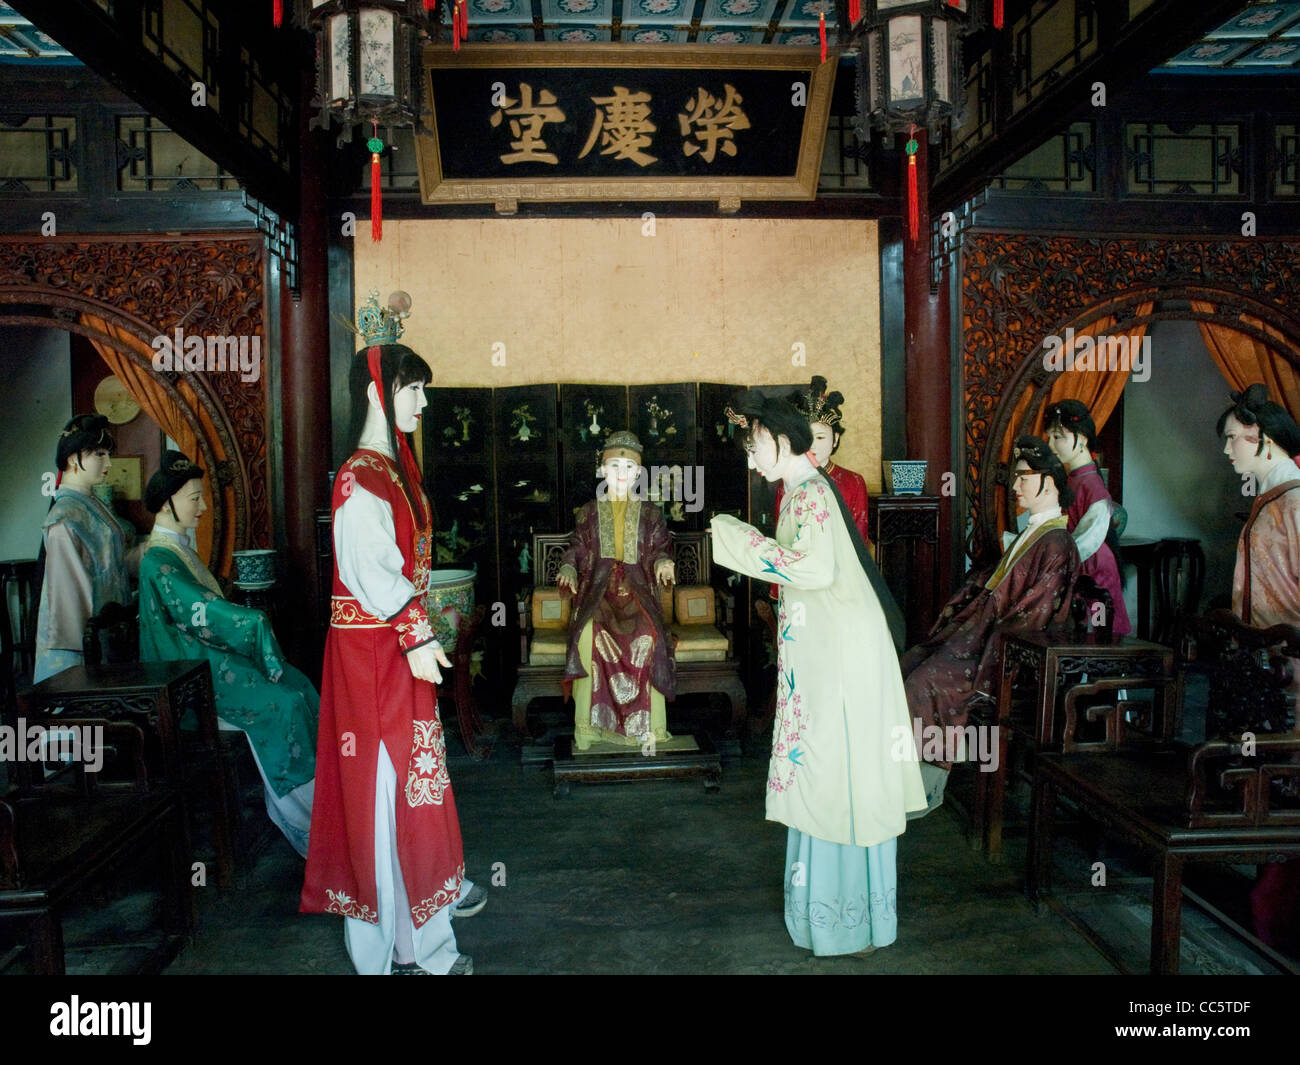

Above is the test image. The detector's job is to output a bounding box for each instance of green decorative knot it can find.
[905,138,918,156]
[367,136,385,153]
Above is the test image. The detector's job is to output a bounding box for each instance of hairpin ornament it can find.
[723,406,749,429]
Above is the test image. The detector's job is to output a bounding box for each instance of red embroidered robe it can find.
[301,450,464,927]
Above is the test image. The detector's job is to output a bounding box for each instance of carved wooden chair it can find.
[1028,610,1300,974]
[0,715,193,974]
[512,530,747,738]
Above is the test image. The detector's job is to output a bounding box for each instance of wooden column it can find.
[901,128,953,624]
[280,67,332,671]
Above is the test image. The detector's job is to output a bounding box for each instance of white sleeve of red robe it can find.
[334,484,419,621]
[1072,499,1110,563]
[43,521,96,650]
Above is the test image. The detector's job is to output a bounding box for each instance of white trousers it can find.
[217,717,314,858]
[343,741,471,975]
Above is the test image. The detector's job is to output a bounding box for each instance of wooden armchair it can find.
[1027,610,1300,974]
[1,718,193,974]
[511,530,747,738]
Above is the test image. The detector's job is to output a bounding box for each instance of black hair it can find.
[1215,383,1300,458]
[733,390,814,459]
[1044,399,1097,452]
[347,344,433,510]
[789,375,847,453]
[145,451,205,523]
[1012,435,1075,508]
[56,413,115,473]
[728,390,905,650]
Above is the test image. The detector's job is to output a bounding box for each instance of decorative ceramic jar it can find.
[426,568,476,653]
[884,460,927,496]
[232,548,277,590]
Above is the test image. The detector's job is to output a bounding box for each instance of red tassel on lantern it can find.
[424,0,436,10]
[453,0,462,50]
[369,123,384,242]
[994,0,1003,29]
[849,0,861,25]
[818,11,826,64]
[906,126,919,244]
[273,0,283,28]
[462,0,470,40]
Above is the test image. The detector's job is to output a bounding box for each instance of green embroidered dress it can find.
[137,528,317,796]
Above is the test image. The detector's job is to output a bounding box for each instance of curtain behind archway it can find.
[1191,301,1300,422]
[79,314,216,564]
[992,303,1155,543]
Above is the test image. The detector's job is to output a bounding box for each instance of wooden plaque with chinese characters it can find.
[415,44,836,208]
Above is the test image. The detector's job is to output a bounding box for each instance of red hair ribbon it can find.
[366,346,430,525]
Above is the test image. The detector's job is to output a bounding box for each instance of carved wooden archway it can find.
[960,233,1300,563]
[0,234,270,575]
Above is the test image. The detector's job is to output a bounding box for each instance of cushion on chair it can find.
[531,587,571,630]
[529,630,568,665]
[673,585,715,626]
[671,623,728,662]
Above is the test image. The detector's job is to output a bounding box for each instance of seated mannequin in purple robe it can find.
[901,436,1080,814]
[1044,399,1131,636]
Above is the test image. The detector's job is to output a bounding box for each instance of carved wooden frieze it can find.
[961,232,1300,561]
[0,234,269,572]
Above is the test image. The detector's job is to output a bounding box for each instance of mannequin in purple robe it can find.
[902,437,1080,813]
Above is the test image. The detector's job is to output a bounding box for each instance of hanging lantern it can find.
[851,1,975,243]
[298,1,443,240]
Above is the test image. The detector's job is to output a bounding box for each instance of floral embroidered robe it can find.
[301,449,465,928]
[711,472,926,847]
[34,488,133,683]
[558,498,676,738]
[138,529,318,796]
[901,516,1079,766]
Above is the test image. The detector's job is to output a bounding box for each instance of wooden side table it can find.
[13,660,238,888]
[979,630,1176,862]
[868,495,940,647]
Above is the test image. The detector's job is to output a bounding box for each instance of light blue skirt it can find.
[784,828,899,956]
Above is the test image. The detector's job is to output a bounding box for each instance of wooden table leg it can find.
[1026,770,1055,912]
[181,672,237,890]
[1151,851,1185,975]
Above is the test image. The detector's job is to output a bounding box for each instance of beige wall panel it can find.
[356,218,883,490]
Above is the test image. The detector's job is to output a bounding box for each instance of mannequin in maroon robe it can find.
[902,437,1080,811]
[1044,400,1131,636]
[1218,384,1300,953]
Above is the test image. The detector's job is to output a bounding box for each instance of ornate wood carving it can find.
[961,233,1300,561]
[0,234,269,574]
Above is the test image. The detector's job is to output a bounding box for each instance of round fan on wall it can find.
[93,375,141,425]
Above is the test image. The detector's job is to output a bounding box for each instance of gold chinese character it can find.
[678,84,751,164]
[490,83,567,165]
[579,86,658,167]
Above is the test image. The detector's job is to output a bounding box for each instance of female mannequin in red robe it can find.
[301,344,484,975]
[773,377,870,548]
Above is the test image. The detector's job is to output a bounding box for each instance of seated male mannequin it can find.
[901,436,1080,813]
[556,431,677,751]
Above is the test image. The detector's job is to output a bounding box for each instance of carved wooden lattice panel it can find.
[0,235,270,566]
[961,232,1300,562]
